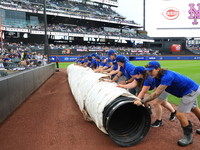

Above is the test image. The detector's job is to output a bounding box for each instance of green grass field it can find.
[60,60,200,106]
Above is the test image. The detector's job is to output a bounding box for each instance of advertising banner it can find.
[50,56,78,62]
[132,56,200,60]
[50,56,200,62]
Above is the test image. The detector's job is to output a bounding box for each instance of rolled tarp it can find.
[67,64,151,147]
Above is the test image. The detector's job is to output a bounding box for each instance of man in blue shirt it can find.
[134,61,200,147]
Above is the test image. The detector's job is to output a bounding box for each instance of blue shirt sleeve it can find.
[160,70,199,97]
[143,76,155,91]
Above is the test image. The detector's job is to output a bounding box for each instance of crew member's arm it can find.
[103,65,113,73]
[107,65,120,76]
[119,75,135,85]
[109,71,123,82]
[137,86,150,99]
[116,79,138,89]
[99,66,108,73]
[134,84,167,106]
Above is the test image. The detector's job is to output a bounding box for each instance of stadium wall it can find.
[0,64,55,124]
[50,55,200,62]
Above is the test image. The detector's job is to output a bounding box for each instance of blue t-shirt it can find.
[155,70,199,98]
[81,59,87,64]
[112,59,118,71]
[90,59,97,68]
[105,62,111,68]
[143,75,155,91]
[99,61,106,67]
[111,55,129,71]
[87,61,92,67]
[119,61,135,79]
[135,75,155,91]
[96,61,101,68]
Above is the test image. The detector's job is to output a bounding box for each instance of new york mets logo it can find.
[188,3,200,25]
[162,7,179,20]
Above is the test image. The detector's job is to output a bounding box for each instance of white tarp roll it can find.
[67,64,138,134]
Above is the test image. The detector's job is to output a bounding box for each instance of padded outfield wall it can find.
[50,55,200,62]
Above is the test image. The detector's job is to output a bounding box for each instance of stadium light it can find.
[43,0,49,61]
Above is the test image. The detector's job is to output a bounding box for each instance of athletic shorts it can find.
[117,75,127,83]
[157,90,170,101]
[129,86,141,95]
[177,86,200,113]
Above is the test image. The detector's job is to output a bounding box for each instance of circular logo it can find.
[176,46,181,51]
[162,7,179,20]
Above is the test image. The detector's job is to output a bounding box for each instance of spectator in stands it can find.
[0,55,5,70]
[24,58,30,66]
[20,50,25,60]
[36,53,43,66]
[42,55,48,65]
[28,60,36,68]
[3,57,10,70]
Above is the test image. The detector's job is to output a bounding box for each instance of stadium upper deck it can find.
[0,0,154,47]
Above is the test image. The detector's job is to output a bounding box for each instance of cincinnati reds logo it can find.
[162,7,179,20]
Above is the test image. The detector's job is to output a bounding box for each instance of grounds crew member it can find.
[108,55,135,85]
[134,61,200,147]
[117,66,176,125]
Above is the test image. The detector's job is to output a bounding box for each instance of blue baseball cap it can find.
[95,55,100,59]
[4,58,10,61]
[107,58,112,63]
[91,53,96,57]
[87,55,92,59]
[108,50,115,57]
[116,55,126,62]
[130,66,145,76]
[145,61,161,71]
[101,56,106,60]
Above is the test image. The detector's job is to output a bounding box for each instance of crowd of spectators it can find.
[1,42,159,56]
[0,0,140,26]
[3,21,150,39]
[0,44,49,77]
[187,45,200,54]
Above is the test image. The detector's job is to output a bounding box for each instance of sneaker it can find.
[151,120,163,127]
[146,104,152,115]
[196,129,200,134]
[169,111,176,121]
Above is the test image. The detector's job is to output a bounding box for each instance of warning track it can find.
[0,68,199,150]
